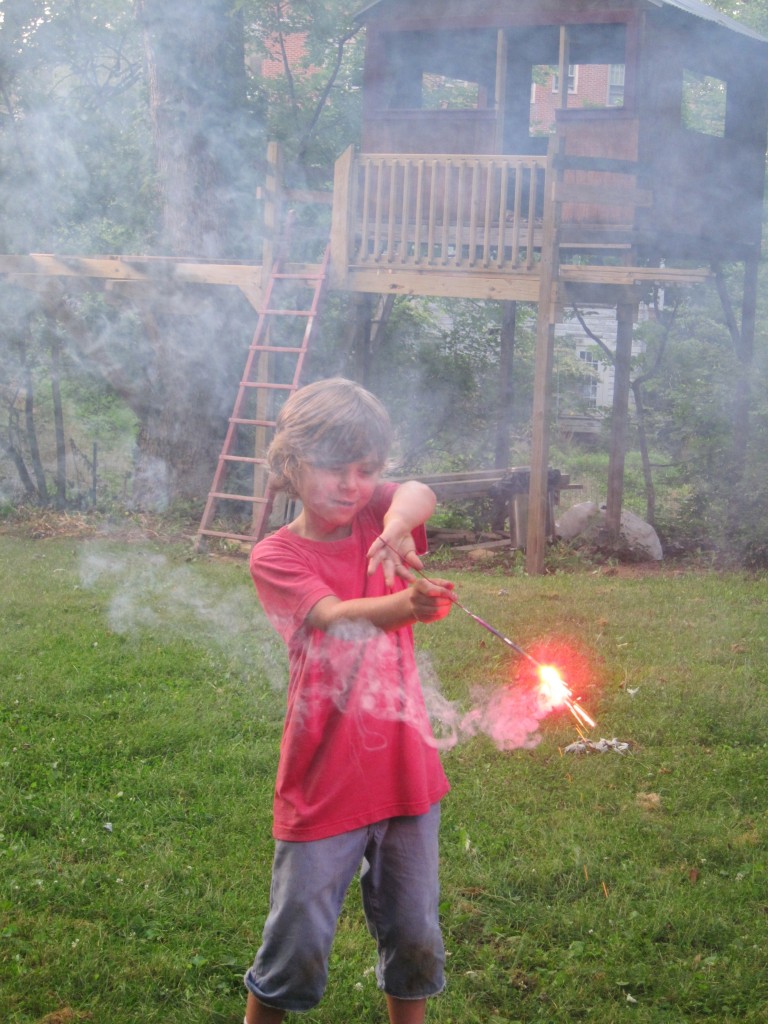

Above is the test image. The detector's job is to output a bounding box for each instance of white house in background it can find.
[554,304,657,440]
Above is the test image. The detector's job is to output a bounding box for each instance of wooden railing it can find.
[331,147,547,282]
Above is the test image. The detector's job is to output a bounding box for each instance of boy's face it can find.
[296,457,382,538]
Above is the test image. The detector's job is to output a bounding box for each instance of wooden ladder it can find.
[196,246,330,547]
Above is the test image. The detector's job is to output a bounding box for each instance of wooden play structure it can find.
[2,0,767,572]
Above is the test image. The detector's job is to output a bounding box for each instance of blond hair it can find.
[267,378,393,496]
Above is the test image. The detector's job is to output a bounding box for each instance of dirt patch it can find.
[0,507,196,545]
[39,1010,93,1024]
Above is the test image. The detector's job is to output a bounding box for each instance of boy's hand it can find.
[366,527,424,587]
[409,576,455,623]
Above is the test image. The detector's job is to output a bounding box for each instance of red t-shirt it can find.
[250,482,450,841]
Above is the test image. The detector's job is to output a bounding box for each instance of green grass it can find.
[2,536,768,1023]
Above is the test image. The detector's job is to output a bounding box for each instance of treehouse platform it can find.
[328,143,712,304]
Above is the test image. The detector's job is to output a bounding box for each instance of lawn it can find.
[1,533,767,1023]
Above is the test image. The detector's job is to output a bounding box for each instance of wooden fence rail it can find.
[332,148,547,279]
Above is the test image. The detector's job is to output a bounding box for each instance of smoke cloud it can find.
[79,543,286,689]
[79,547,554,751]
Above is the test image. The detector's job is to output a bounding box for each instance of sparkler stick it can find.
[375,535,596,731]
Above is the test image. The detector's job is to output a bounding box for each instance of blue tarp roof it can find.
[355,0,768,44]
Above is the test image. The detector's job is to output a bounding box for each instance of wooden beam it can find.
[559,264,711,287]
[0,253,264,310]
[339,267,541,302]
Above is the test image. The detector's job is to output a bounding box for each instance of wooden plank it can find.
[0,253,264,309]
[559,264,711,286]
[330,144,355,288]
[527,139,560,574]
[555,182,653,207]
[553,155,640,175]
[340,267,542,302]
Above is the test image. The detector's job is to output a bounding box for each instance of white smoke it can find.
[417,652,551,752]
[79,545,555,751]
[79,543,286,689]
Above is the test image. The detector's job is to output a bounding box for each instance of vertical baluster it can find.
[482,160,494,267]
[497,162,509,270]
[386,159,398,262]
[413,160,425,265]
[401,159,412,264]
[441,161,452,265]
[427,160,438,265]
[359,158,372,264]
[373,159,384,262]
[467,159,480,268]
[526,161,540,270]
[453,160,466,267]
[510,159,523,269]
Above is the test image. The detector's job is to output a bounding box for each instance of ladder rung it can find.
[229,417,276,426]
[222,454,269,465]
[273,272,325,281]
[197,245,330,546]
[263,308,312,317]
[247,345,305,355]
[198,528,259,542]
[210,492,269,503]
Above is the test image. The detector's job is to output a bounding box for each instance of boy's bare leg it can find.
[245,991,286,1024]
[386,995,426,1024]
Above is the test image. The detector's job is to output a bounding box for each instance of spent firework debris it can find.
[563,737,630,755]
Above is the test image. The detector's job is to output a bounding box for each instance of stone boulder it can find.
[556,501,663,562]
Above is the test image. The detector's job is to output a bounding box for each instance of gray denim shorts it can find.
[244,803,445,1012]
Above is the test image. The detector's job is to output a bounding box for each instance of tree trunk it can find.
[130,0,256,508]
[136,0,252,259]
[22,344,48,503]
[127,300,249,509]
[49,330,67,508]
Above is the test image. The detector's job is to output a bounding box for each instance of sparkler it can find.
[376,536,596,733]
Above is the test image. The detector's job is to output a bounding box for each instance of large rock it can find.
[556,501,663,562]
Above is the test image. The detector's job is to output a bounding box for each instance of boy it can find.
[244,378,455,1024]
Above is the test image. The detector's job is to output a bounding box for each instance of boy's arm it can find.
[306,480,452,633]
[306,576,454,634]
[366,480,437,587]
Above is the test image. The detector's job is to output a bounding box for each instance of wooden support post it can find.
[262,141,283,288]
[526,139,562,575]
[331,145,356,289]
[494,300,516,470]
[556,26,570,111]
[494,30,508,153]
[604,302,635,536]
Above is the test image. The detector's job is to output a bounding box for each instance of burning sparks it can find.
[374,535,597,735]
[536,663,596,732]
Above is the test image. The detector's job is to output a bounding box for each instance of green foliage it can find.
[369,298,537,474]
[0,0,155,255]
[243,0,364,186]
[3,537,768,1023]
